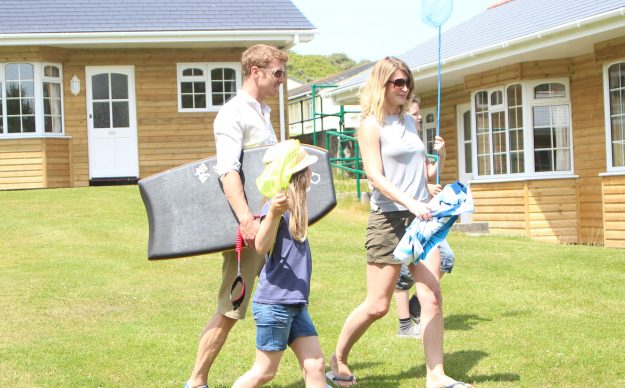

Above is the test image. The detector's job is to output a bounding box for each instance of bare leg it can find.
[232,349,283,388]
[409,249,473,388]
[187,313,237,387]
[394,288,411,319]
[331,263,401,386]
[290,336,326,388]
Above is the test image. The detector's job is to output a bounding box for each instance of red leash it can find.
[230,228,246,310]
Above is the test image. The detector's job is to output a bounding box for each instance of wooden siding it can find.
[527,179,578,244]
[43,138,71,188]
[570,54,606,244]
[470,181,527,236]
[470,179,579,242]
[62,48,284,185]
[0,139,45,190]
[603,176,625,248]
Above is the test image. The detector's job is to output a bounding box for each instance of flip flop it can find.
[326,371,356,387]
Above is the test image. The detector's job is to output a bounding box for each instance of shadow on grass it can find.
[344,350,520,387]
[445,314,492,331]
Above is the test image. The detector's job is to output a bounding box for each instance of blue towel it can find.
[393,181,473,265]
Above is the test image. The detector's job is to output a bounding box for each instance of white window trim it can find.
[470,78,574,182]
[0,62,64,139]
[603,60,625,173]
[420,107,437,156]
[176,62,242,113]
[41,63,65,136]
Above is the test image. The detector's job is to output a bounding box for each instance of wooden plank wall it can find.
[570,54,606,244]
[602,176,625,248]
[63,48,284,185]
[470,181,527,236]
[43,138,71,188]
[0,139,45,190]
[527,179,578,243]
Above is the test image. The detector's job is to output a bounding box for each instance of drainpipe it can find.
[279,83,286,141]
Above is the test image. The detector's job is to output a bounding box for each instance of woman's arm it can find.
[255,192,289,256]
[358,118,432,220]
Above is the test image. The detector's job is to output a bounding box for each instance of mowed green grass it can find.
[1,185,624,387]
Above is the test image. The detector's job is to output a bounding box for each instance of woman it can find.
[327,57,471,388]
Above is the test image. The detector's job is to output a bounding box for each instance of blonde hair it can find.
[359,56,415,125]
[241,44,288,78]
[286,169,309,242]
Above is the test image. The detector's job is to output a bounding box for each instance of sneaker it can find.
[397,321,421,339]
[184,382,208,388]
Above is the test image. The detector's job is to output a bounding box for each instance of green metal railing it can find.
[324,129,366,200]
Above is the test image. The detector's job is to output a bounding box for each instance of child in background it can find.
[233,141,326,388]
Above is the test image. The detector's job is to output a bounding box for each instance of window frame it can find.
[0,62,64,138]
[603,60,625,173]
[176,62,242,113]
[470,78,574,181]
[419,107,437,156]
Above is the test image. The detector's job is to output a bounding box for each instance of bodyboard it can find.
[138,144,336,260]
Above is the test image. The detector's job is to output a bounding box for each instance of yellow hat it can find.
[256,140,318,197]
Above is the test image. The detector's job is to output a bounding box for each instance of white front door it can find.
[86,66,139,179]
[457,103,473,223]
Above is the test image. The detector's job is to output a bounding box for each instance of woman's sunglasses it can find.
[387,78,411,88]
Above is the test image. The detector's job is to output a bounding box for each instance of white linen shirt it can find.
[213,89,278,177]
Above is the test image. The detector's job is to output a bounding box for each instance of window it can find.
[43,65,63,133]
[0,62,63,137]
[177,63,241,112]
[420,108,437,155]
[471,79,572,179]
[6,63,35,134]
[604,61,625,172]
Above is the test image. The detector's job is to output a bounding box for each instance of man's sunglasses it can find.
[260,67,286,79]
[387,78,411,89]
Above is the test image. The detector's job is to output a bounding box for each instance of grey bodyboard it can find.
[138,144,336,260]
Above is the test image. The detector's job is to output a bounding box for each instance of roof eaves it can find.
[329,5,625,104]
[0,29,316,47]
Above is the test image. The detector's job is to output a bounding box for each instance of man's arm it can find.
[220,171,257,249]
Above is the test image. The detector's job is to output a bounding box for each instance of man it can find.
[185,44,288,388]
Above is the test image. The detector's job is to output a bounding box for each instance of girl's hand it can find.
[408,200,432,221]
[269,192,289,217]
[427,183,443,196]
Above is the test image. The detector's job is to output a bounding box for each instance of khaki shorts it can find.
[365,210,415,264]
[217,247,265,320]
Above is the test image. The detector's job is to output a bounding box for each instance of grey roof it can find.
[400,0,625,68]
[335,0,625,94]
[0,0,315,34]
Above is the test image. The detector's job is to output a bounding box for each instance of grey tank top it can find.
[368,114,429,212]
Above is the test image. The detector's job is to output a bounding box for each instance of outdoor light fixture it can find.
[70,74,81,96]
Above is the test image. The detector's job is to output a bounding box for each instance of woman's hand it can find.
[407,200,432,221]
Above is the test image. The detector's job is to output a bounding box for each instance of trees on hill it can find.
[287,52,369,83]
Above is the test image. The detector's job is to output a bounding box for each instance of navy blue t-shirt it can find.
[253,203,312,305]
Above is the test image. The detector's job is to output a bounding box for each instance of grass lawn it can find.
[1,185,624,387]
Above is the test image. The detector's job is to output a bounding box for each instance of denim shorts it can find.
[252,302,318,351]
[395,240,456,290]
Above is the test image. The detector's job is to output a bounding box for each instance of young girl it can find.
[233,141,326,388]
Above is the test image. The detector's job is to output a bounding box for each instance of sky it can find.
[290,0,498,61]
